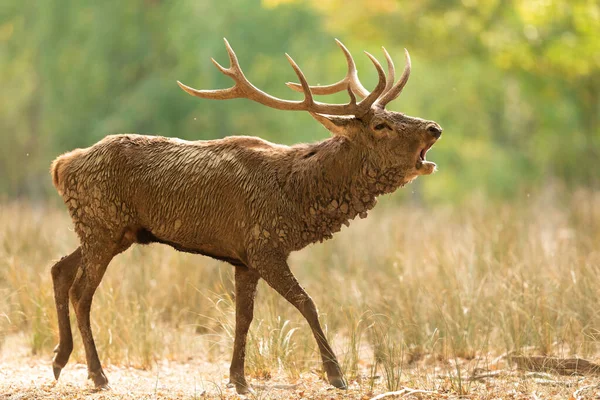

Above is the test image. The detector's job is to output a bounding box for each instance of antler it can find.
[286,41,410,110]
[177,38,386,117]
[373,48,411,108]
[285,39,371,99]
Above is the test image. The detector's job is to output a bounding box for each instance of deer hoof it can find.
[52,351,70,381]
[329,375,348,390]
[52,343,73,376]
[89,370,109,389]
[94,383,111,391]
[228,378,254,395]
[235,384,254,395]
[52,364,62,380]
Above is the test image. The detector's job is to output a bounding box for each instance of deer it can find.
[49,38,442,394]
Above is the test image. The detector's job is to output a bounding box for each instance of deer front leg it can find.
[51,247,82,380]
[229,266,260,394]
[253,255,347,390]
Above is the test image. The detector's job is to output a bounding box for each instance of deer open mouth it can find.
[419,144,432,161]
[416,141,437,174]
[419,141,436,162]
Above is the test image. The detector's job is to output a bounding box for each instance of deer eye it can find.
[374,123,389,131]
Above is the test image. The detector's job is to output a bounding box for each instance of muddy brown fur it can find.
[49,40,442,394]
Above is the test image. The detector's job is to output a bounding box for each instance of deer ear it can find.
[309,113,353,136]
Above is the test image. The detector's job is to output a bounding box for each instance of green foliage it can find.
[0,0,597,200]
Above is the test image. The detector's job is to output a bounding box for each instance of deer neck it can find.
[283,135,408,248]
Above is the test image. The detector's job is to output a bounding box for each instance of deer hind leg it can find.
[69,240,119,389]
[229,266,260,394]
[254,256,347,390]
[51,247,82,380]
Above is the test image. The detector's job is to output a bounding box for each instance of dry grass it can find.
[1,187,599,399]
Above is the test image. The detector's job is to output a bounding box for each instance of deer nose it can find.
[427,123,442,139]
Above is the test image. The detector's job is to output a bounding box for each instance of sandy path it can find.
[0,355,368,399]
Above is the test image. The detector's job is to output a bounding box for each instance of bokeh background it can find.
[2,0,598,201]
[1,2,600,397]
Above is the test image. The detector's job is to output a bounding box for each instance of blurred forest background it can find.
[0,0,598,201]
[1,3,599,397]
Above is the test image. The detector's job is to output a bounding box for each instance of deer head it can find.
[177,39,441,181]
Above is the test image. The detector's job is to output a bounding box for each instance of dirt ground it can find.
[0,338,389,400]
[2,334,600,399]
[2,354,600,399]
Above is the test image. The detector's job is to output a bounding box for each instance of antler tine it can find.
[223,38,240,70]
[375,48,411,108]
[381,47,395,93]
[355,51,387,115]
[346,87,357,106]
[286,39,370,99]
[177,77,241,100]
[284,53,314,106]
[177,38,247,100]
[210,57,229,75]
[208,38,242,77]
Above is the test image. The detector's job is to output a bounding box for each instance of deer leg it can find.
[228,266,260,394]
[69,245,114,389]
[255,258,347,390]
[51,247,82,380]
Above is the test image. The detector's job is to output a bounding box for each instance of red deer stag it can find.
[50,38,442,394]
